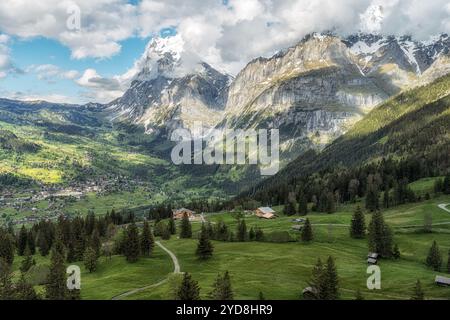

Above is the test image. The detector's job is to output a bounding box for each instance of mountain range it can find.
[107,32,450,162]
[1,32,450,199]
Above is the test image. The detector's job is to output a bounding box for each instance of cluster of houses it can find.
[9,212,64,226]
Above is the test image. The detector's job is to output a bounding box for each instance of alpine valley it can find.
[1,30,450,301]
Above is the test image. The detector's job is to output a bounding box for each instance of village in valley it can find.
[0,176,158,226]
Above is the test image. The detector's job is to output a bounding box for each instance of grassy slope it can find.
[9,195,450,300]
[126,196,450,300]
[12,245,172,300]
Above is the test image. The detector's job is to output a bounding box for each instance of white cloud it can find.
[0,0,448,68]
[0,34,13,78]
[2,90,78,104]
[76,68,124,103]
[0,0,137,59]
[1,0,449,102]
[27,64,80,82]
[134,0,450,74]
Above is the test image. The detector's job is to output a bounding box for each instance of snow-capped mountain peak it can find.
[145,34,184,62]
[120,34,186,83]
[345,33,450,77]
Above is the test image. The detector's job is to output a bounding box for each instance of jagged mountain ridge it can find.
[107,32,450,160]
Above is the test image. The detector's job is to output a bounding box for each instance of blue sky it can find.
[0,35,150,104]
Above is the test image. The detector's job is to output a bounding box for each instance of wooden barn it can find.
[255,207,276,219]
[172,208,195,220]
[302,287,318,300]
[367,252,379,265]
[435,275,450,286]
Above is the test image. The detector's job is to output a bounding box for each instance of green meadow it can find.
[11,195,450,300]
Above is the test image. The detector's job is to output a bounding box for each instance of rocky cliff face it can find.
[219,34,388,161]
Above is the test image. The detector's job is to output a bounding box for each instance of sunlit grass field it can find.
[10,195,450,300]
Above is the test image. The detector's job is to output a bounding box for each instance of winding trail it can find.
[156,241,180,273]
[111,203,450,300]
[111,241,180,300]
[438,203,450,213]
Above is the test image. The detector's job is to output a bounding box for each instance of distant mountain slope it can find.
[248,73,450,194]
[107,32,450,166]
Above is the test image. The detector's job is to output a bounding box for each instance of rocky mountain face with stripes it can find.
[107,32,450,162]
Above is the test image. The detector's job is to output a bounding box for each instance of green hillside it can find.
[248,74,450,196]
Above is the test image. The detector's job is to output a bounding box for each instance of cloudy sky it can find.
[0,0,449,104]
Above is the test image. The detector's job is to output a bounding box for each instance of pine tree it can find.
[83,246,98,273]
[168,217,177,235]
[0,232,15,265]
[45,238,67,300]
[350,206,366,239]
[72,218,86,261]
[196,224,214,260]
[301,218,313,242]
[140,220,155,256]
[325,192,336,214]
[124,222,140,263]
[426,240,442,271]
[443,174,450,194]
[205,222,214,239]
[90,229,101,257]
[15,274,39,300]
[354,289,364,300]
[248,227,255,241]
[447,249,450,274]
[37,230,50,257]
[368,211,393,258]
[283,199,297,216]
[210,271,233,300]
[383,190,390,208]
[176,273,200,300]
[255,227,264,241]
[236,219,248,242]
[161,223,171,240]
[434,178,443,194]
[20,247,35,273]
[307,258,324,299]
[423,212,433,233]
[17,225,28,256]
[298,193,308,216]
[27,230,36,255]
[85,210,96,236]
[322,256,339,300]
[410,280,425,300]
[306,256,339,300]
[153,220,165,237]
[66,240,77,263]
[392,244,401,259]
[365,175,380,211]
[180,213,192,238]
[0,258,15,300]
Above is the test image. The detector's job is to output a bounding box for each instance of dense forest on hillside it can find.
[234,75,450,210]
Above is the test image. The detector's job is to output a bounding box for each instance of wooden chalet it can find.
[172,208,195,220]
[255,207,276,219]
